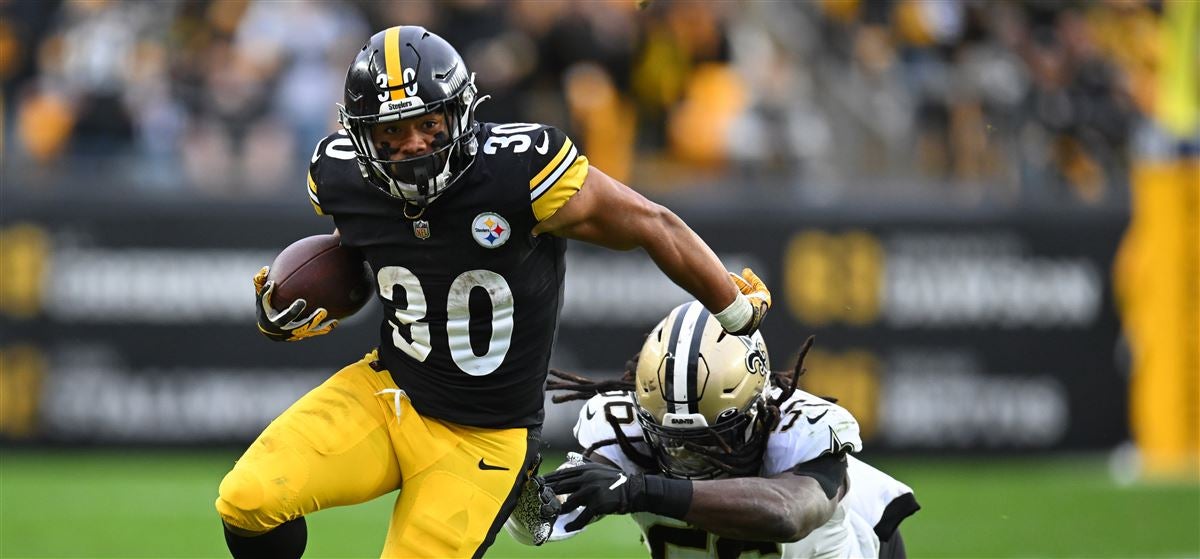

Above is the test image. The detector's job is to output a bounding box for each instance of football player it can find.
[512,301,919,558]
[215,26,773,559]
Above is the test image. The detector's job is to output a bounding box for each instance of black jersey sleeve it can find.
[305,131,360,216]
[306,170,324,216]
[481,123,590,222]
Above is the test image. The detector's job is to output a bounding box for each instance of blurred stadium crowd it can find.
[0,0,1177,206]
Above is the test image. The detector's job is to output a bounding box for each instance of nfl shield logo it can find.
[413,220,431,240]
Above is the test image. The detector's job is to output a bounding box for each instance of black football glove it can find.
[543,461,693,532]
[253,266,336,342]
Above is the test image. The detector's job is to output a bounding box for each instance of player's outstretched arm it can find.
[532,166,769,335]
[684,463,842,542]
[545,454,844,543]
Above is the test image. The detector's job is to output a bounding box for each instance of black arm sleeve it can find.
[789,453,848,500]
[878,530,908,559]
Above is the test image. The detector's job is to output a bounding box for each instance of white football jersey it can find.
[553,389,915,558]
[844,455,917,544]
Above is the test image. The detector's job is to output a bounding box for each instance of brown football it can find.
[266,234,371,320]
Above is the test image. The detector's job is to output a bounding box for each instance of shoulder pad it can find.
[572,392,648,468]
[479,122,589,222]
[306,131,358,216]
[761,390,863,477]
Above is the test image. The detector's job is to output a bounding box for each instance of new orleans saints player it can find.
[517,302,919,558]
[214,26,773,559]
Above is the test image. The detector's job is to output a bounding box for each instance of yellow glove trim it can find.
[718,268,772,335]
[287,308,337,341]
[252,266,270,294]
[730,267,772,309]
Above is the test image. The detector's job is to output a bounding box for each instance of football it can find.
[266,234,372,320]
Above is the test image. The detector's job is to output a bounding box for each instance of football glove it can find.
[721,267,772,336]
[544,460,693,531]
[253,266,337,342]
[505,453,561,545]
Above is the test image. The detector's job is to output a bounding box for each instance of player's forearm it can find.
[639,207,738,313]
[683,477,835,542]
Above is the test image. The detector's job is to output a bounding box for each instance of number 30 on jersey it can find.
[376,266,514,376]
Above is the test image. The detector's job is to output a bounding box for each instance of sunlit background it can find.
[2,0,1197,557]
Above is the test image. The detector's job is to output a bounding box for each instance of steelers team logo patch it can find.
[472,212,511,248]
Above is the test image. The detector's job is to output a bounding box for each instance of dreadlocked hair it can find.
[546,352,660,471]
[761,335,816,430]
[547,352,639,404]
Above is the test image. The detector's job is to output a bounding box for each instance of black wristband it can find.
[640,475,694,520]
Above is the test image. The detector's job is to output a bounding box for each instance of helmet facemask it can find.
[338,78,480,208]
[638,395,771,479]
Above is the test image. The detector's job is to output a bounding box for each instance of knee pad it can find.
[216,442,310,533]
[216,468,276,533]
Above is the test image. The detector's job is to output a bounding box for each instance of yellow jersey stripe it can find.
[307,172,324,215]
[385,27,405,102]
[531,144,578,201]
[532,155,589,222]
[529,138,574,191]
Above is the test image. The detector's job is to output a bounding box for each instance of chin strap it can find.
[398,164,434,219]
[402,202,426,220]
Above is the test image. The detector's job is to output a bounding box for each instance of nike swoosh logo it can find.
[535,131,550,155]
[807,410,829,424]
[478,458,509,471]
[608,473,628,490]
[585,406,596,420]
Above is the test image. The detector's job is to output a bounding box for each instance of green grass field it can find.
[1,450,1197,558]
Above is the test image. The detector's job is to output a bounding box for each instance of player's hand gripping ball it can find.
[254,234,371,342]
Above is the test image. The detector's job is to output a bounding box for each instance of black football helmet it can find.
[338,26,481,207]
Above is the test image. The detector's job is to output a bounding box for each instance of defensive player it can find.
[514,302,918,558]
[214,26,772,558]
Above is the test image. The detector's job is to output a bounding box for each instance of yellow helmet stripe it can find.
[384,26,406,102]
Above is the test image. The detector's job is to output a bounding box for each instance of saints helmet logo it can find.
[738,336,769,377]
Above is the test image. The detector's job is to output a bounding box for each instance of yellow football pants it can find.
[215,350,534,558]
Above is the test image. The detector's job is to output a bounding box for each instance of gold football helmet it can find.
[634,301,772,479]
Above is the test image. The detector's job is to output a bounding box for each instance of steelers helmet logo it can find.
[472,212,511,248]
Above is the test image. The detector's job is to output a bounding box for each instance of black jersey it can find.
[306,122,590,428]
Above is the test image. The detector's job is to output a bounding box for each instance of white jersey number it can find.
[313,136,356,162]
[482,123,542,155]
[376,266,514,376]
